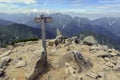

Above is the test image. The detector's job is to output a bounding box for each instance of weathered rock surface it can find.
[86,71,97,79]
[0,50,11,58]
[96,72,106,80]
[83,36,97,46]
[25,49,47,80]
[47,40,55,46]
[72,51,92,71]
[16,60,26,68]
[0,68,3,76]
[52,51,92,71]
[52,52,75,69]
[113,64,120,71]
[90,45,100,51]
[0,36,119,80]
[97,54,114,58]
[54,35,68,46]
[67,37,80,44]
[0,56,10,68]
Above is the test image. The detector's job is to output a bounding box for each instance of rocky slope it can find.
[0,36,120,80]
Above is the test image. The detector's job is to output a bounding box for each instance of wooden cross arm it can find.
[34,17,41,23]
[45,17,52,23]
[34,17,53,23]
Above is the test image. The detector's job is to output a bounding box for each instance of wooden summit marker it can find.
[25,15,52,80]
[34,15,52,54]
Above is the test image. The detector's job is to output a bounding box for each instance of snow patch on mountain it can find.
[109,19,116,26]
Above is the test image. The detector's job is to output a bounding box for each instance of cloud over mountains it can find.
[0,0,120,19]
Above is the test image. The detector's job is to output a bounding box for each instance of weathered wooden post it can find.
[34,15,52,54]
[25,15,52,80]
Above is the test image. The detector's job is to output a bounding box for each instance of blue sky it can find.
[0,0,120,18]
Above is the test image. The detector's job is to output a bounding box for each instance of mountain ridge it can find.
[0,13,120,50]
[0,13,120,36]
[0,21,56,47]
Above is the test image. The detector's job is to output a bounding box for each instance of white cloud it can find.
[43,0,48,6]
[61,9,105,14]
[23,9,58,14]
[62,9,88,13]
[0,6,57,14]
[0,0,120,15]
[0,0,37,4]
[96,4,120,9]
[99,0,120,3]
[0,3,20,13]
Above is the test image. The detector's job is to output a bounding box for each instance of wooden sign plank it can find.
[34,17,52,23]
[34,18,41,23]
[45,17,53,23]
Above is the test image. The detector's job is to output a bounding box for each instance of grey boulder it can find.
[0,56,10,68]
[83,36,97,46]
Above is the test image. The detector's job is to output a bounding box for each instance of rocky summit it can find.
[0,36,120,80]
